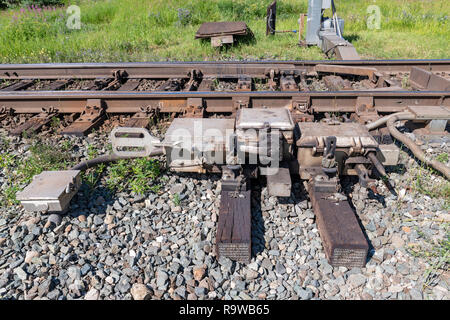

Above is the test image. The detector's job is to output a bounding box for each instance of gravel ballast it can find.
[0,122,448,300]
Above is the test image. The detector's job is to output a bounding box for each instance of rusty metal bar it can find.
[0,91,446,115]
[308,185,369,268]
[0,60,449,80]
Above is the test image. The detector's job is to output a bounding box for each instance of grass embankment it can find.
[0,0,449,63]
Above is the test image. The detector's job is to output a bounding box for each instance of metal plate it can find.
[195,22,248,38]
[163,118,235,150]
[297,122,379,148]
[17,170,80,200]
[236,107,294,130]
[407,105,450,120]
[216,190,252,264]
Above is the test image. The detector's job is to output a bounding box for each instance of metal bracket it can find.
[0,106,13,121]
[61,99,105,136]
[110,127,161,158]
[290,97,313,122]
[183,98,204,118]
[354,164,375,188]
[352,96,379,124]
[184,69,202,92]
[322,136,337,175]
[292,97,310,113]
[232,96,250,113]
[9,106,57,136]
[265,68,278,90]
[237,76,252,91]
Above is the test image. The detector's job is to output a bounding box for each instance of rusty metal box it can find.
[297,122,379,179]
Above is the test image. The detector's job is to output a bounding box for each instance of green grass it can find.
[0,0,449,63]
[0,139,74,205]
[436,153,449,164]
[407,224,449,291]
[173,193,181,206]
[408,165,450,209]
[105,157,162,195]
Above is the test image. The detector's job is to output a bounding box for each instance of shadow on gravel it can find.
[250,178,266,258]
[341,176,376,264]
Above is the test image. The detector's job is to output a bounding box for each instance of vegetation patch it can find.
[0,0,448,62]
[0,138,74,205]
[105,157,162,195]
[407,224,449,292]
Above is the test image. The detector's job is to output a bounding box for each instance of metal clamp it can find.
[110,127,161,157]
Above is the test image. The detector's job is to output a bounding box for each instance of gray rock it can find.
[116,275,131,294]
[175,274,185,287]
[409,288,422,300]
[47,289,60,300]
[81,264,91,276]
[68,229,79,241]
[195,286,207,297]
[296,287,313,300]
[67,266,81,281]
[175,286,186,298]
[170,184,185,195]
[156,270,168,288]
[85,288,100,300]
[113,201,122,211]
[130,283,152,300]
[93,216,103,226]
[38,279,52,297]
[235,279,246,291]
[275,262,286,275]
[170,262,182,274]
[10,257,24,269]
[218,257,233,273]
[261,258,273,270]
[14,267,27,281]
[348,274,366,288]
[268,250,280,256]
[366,220,376,232]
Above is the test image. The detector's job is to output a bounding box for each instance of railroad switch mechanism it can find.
[16,170,81,214]
[107,110,389,266]
[296,121,378,267]
[303,0,360,60]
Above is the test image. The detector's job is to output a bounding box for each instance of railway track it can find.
[2,59,449,269]
[0,59,449,137]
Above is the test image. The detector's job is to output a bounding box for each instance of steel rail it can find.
[1,90,448,114]
[0,59,449,80]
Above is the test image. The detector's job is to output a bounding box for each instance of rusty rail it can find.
[0,59,449,80]
[0,90,447,114]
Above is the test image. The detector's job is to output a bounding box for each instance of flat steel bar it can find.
[0,60,449,80]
